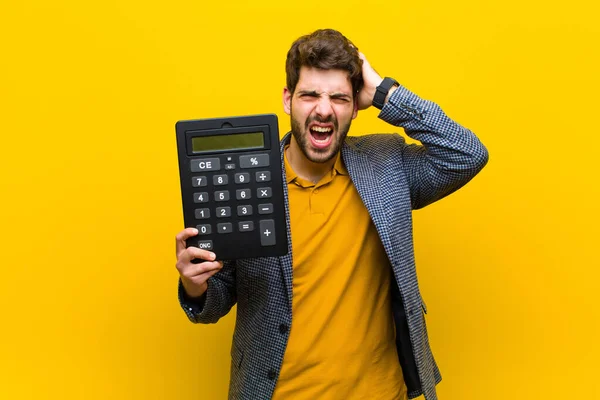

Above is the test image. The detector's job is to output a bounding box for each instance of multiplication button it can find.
[259,219,276,246]
[257,187,272,199]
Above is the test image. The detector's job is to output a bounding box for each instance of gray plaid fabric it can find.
[179,84,488,400]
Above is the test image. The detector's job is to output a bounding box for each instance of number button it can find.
[216,206,231,218]
[256,171,271,182]
[257,187,272,199]
[193,192,209,203]
[236,189,251,200]
[215,191,230,202]
[192,176,207,187]
[217,223,233,234]
[237,205,253,216]
[234,173,250,184]
[213,174,228,186]
[196,224,211,235]
[195,208,210,219]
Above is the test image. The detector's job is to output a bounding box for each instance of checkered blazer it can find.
[179,84,489,400]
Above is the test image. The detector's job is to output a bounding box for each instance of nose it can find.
[315,96,333,119]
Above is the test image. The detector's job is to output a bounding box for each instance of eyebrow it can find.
[296,90,352,100]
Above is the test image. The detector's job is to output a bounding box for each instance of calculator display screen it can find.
[191,132,264,153]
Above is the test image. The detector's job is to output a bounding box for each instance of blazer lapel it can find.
[341,142,395,262]
[278,133,294,312]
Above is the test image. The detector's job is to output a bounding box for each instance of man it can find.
[175,29,488,400]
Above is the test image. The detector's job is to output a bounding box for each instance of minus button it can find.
[258,203,273,214]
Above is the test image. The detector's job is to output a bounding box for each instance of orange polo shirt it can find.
[272,148,407,400]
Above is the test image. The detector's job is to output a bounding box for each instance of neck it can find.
[286,136,337,184]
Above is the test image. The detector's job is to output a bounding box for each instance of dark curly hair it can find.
[285,29,364,97]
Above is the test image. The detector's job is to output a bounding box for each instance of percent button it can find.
[239,154,269,168]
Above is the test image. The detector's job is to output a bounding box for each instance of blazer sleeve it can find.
[378,85,489,209]
[178,259,237,324]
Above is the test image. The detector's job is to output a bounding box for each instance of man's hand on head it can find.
[356,53,398,111]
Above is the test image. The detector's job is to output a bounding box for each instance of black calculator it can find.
[175,114,288,260]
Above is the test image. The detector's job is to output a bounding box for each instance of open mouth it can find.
[309,125,334,149]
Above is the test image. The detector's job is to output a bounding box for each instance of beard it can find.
[290,111,352,164]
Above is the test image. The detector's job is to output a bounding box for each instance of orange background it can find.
[1,0,598,399]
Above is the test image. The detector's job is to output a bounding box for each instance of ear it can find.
[283,87,292,115]
[352,97,359,119]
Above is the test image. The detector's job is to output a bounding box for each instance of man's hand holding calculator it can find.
[175,227,223,298]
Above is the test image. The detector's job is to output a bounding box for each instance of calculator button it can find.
[192,176,208,187]
[236,189,251,200]
[190,158,221,172]
[225,163,236,170]
[257,187,272,199]
[259,219,276,246]
[256,171,271,182]
[216,206,231,218]
[239,154,269,168]
[237,205,253,216]
[238,221,254,232]
[196,240,213,250]
[193,192,209,203]
[217,223,233,234]
[258,203,273,214]
[215,191,230,202]
[194,208,210,219]
[196,224,212,235]
[234,173,250,184]
[213,174,228,186]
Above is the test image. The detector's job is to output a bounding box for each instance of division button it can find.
[190,157,221,172]
[239,154,269,168]
[217,223,233,234]
[238,221,254,232]
[257,187,272,199]
[258,203,273,214]
[255,171,271,182]
[259,219,276,246]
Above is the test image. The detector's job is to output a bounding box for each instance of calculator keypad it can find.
[190,153,277,247]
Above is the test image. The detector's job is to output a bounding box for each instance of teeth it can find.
[311,126,332,133]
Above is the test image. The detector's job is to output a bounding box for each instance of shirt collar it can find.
[284,145,348,185]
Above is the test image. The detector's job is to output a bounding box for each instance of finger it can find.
[180,260,223,279]
[176,228,198,255]
[178,247,216,265]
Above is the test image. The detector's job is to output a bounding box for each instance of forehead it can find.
[295,66,353,94]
